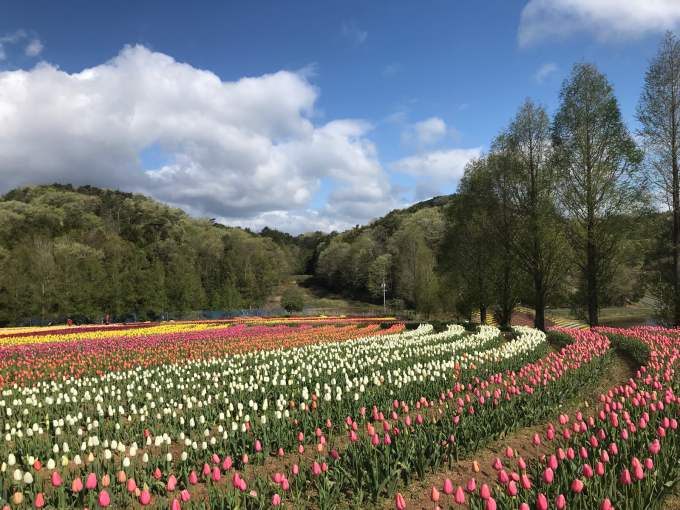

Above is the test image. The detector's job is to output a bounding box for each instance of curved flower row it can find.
[461,326,680,510]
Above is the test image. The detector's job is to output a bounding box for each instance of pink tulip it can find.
[542,468,553,483]
[282,479,290,491]
[595,462,605,476]
[480,484,490,500]
[223,456,232,470]
[443,478,453,495]
[621,469,631,484]
[203,463,211,476]
[232,473,241,488]
[98,490,110,508]
[171,499,181,510]
[486,497,497,510]
[498,470,509,483]
[633,465,644,480]
[272,494,281,506]
[455,486,465,503]
[506,481,517,496]
[86,473,97,490]
[292,464,299,475]
[645,458,654,470]
[571,479,584,493]
[212,454,220,464]
[189,471,198,485]
[556,494,566,509]
[212,467,221,482]
[51,472,62,487]
[395,493,406,510]
[467,478,476,492]
[140,490,151,506]
[313,462,321,475]
[493,457,502,470]
[181,490,191,502]
[521,474,531,489]
[649,439,661,454]
[601,499,612,510]
[126,479,137,493]
[537,494,548,510]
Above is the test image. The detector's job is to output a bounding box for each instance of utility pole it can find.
[381,275,386,314]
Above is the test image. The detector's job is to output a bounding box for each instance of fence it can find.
[14,306,415,327]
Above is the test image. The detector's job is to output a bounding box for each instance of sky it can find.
[1,1,679,235]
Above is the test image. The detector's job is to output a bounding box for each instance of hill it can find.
[0,184,458,324]
[0,184,330,325]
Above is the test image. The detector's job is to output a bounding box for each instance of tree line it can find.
[314,33,680,329]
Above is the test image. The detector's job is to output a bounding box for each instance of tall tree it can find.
[443,158,495,324]
[553,62,644,327]
[636,32,680,326]
[489,99,569,330]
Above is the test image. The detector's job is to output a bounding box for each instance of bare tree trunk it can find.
[673,123,680,327]
[587,239,599,327]
[534,272,546,331]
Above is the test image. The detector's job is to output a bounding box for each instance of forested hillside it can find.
[0,184,328,325]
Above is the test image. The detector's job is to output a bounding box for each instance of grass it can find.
[265,275,384,312]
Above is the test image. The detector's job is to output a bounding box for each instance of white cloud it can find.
[0,30,42,60]
[0,45,397,232]
[533,62,557,83]
[519,0,680,47]
[341,22,368,45]
[401,117,457,150]
[25,39,43,57]
[391,148,482,182]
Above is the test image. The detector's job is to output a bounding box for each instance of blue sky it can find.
[1,1,678,234]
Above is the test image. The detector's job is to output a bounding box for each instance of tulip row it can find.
[461,326,680,510]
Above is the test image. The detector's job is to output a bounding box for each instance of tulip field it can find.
[0,318,678,509]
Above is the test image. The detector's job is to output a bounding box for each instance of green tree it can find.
[165,254,207,315]
[637,32,680,326]
[489,99,570,330]
[553,62,644,327]
[281,287,305,313]
[443,158,495,324]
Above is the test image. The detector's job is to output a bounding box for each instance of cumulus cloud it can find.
[0,45,397,233]
[401,117,462,151]
[519,0,680,47]
[341,21,368,45]
[533,62,557,83]
[391,148,482,182]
